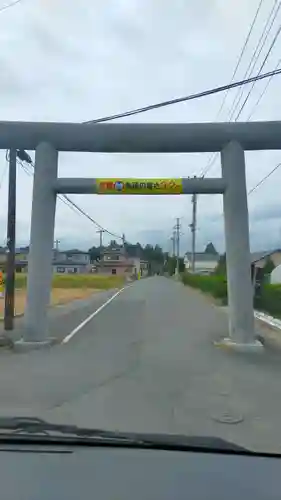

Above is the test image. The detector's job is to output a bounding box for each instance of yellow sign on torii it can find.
[96,178,183,195]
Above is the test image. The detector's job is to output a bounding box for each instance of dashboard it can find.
[0,443,279,499]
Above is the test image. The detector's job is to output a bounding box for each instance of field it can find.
[13,273,125,290]
[0,273,125,318]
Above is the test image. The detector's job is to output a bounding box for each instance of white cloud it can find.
[0,0,280,252]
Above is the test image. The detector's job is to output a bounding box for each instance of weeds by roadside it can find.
[12,273,125,290]
[181,272,281,317]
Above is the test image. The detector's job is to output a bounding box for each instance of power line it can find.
[201,0,264,176]
[18,160,123,240]
[247,56,281,119]
[0,0,22,13]
[201,5,281,177]
[16,66,281,238]
[83,67,281,125]
[248,161,281,195]
[213,0,264,122]
[61,194,122,239]
[18,66,281,186]
[229,0,281,121]
[234,23,281,121]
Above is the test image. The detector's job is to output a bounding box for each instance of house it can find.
[52,249,91,274]
[184,252,219,274]
[250,249,281,269]
[250,249,281,285]
[0,246,29,272]
[96,246,148,278]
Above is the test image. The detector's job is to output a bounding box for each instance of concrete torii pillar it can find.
[18,142,58,347]
[220,141,262,351]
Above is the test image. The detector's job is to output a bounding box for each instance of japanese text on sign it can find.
[96,178,183,195]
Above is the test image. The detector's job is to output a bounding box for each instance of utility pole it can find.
[96,229,105,249]
[190,193,197,273]
[54,239,60,251]
[170,230,176,257]
[175,218,181,275]
[4,149,17,331]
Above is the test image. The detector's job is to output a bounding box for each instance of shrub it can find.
[182,272,227,301]
[182,272,281,318]
[259,284,281,318]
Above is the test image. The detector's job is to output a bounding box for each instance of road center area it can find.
[0,277,281,453]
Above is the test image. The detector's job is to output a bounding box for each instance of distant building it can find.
[184,252,219,275]
[0,246,29,273]
[52,249,91,274]
[250,249,281,269]
[96,246,148,278]
[250,249,281,286]
[0,245,149,277]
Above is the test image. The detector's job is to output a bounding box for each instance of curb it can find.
[254,311,281,331]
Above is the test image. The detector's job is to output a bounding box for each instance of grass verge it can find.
[13,273,125,290]
[182,272,281,318]
[0,274,126,318]
[182,272,227,301]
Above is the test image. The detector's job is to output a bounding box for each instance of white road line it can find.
[62,286,127,344]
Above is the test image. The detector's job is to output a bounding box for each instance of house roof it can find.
[185,252,220,262]
[250,249,281,264]
[63,249,89,255]
[52,260,89,266]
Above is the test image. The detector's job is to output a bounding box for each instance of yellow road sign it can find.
[96,178,183,195]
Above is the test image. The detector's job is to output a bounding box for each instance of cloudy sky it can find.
[0,0,280,253]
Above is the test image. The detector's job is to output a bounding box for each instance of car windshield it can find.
[0,0,281,455]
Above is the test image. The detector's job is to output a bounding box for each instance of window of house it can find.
[112,269,117,275]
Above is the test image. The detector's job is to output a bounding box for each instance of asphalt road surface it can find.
[1,276,281,453]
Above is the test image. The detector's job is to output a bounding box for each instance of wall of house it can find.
[271,264,281,284]
[58,253,90,264]
[53,265,89,274]
[185,259,218,273]
[16,253,29,262]
[102,254,127,263]
[255,252,281,269]
[97,266,134,276]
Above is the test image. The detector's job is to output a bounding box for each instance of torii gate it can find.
[1,120,278,351]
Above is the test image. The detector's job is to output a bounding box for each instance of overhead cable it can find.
[18,160,122,240]
[83,67,281,125]
[229,0,281,121]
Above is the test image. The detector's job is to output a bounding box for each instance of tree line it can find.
[88,240,220,275]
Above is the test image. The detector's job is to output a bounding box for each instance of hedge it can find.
[182,272,281,318]
[182,273,227,300]
[258,284,281,318]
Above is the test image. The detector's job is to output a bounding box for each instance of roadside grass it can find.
[181,272,281,318]
[13,273,125,290]
[258,284,281,319]
[182,272,227,301]
[0,288,100,318]
[0,274,126,318]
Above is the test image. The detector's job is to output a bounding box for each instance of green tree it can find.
[215,253,226,276]
[88,246,100,263]
[263,257,275,275]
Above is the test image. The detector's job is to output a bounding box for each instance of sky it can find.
[0,0,280,254]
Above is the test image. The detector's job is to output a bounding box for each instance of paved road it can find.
[1,277,281,453]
